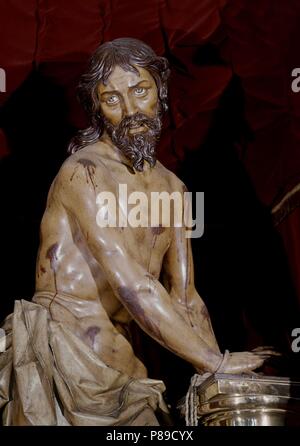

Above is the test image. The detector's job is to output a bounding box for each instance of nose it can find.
[122,95,137,117]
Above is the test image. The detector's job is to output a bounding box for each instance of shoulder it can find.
[50,143,112,205]
[58,143,105,174]
[56,143,110,186]
[155,161,187,193]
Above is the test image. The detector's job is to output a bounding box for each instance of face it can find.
[98,65,159,131]
[97,65,163,172]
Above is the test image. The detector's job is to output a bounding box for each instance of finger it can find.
[252,346,274,352]
[252,353,273,359]
[253,350,281,356]
[252,347,280,353]
[250,356,271,365]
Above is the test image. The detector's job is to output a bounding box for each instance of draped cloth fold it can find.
[0,299,168,426]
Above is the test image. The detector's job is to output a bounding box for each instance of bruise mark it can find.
[85,326,101,348]
[117,286,166,345]
[151,224,165,236]
[118,287,144,318]
[40,265,46,274]
[78,158,97,191]
[46,243,59,271]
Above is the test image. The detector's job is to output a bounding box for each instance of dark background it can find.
[1,0,300,407]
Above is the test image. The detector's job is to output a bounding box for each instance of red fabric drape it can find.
[0,0,37,130]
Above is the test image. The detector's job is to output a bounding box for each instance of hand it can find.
[218,346,280,375]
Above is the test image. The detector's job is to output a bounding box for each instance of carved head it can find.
[69,38,170,171]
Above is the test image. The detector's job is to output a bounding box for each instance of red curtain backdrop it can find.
[0,1,299,311]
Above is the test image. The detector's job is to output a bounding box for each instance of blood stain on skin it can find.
[77,158,97,191]
[78,158,96,169]
[70,166,79,182]
[117,286,166,345]
[40,266,46,274]
[151,225,165,236]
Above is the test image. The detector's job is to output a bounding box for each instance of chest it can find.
[122,224,171,278]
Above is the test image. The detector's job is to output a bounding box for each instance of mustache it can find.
[116,113,159,137]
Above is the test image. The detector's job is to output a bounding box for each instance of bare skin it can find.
[35,65,272,381]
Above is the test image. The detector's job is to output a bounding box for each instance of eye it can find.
[134,87,147,96]
[106,94,119,105]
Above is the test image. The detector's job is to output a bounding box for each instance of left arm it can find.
[161,225,221,360]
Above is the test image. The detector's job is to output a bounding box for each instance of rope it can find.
[185,350,230,426]
[185,373,205,426]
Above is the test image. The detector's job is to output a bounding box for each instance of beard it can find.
[102,107,162,172]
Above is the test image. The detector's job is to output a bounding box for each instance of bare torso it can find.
[32,137,271,380]
[35,138,182,378]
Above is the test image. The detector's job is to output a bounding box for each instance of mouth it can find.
[128,124,147,135]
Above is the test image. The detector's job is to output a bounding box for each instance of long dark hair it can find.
[68,37,170,154]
